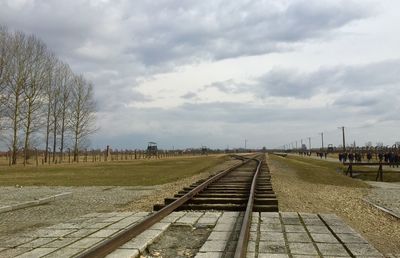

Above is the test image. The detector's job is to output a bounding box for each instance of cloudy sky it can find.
[1,0,399,150]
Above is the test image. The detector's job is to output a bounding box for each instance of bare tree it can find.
[0,26,9,134]
[58,63,72,162]
[4,32,33,164]
[51,62,62,162]
[0,27,97,165]
[70,75,96,162]
[43,54,57,163]
[21,36,48,165]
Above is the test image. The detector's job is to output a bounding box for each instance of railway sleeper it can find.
[163,197,278,205]
[173,193,276,198]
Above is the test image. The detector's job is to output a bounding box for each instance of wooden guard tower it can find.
[147,142,158,158]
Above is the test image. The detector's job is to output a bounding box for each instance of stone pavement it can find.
[0,211,384,257]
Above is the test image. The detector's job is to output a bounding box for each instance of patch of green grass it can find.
[0,155,229,186]
[269,154,368,187]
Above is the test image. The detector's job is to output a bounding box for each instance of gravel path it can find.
[268,154,400,256]
[0,186,156,236]
[365,181,400,218]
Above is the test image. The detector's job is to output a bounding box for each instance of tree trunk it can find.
[44,102,51,163]
[23,103,32,166]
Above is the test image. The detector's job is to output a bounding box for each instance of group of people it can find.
[338,151,400,165]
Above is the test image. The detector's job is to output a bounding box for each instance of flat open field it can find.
[0,155,229,186]
[268,154,400,255]
[291,153,400,182]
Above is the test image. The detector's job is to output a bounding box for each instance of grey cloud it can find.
[181,92,198,99]
[204,59,400,99]
[0,0,373,67]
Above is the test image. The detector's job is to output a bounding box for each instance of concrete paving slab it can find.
[196,217,219,226]
[8,211,382,258]
[159,212,185,223]
[301,218,325,226]
[19,237,58,248]
[310,233,339,243]
[246,252,256,258]
[149,222,170,231]
[42,237,80,248]
[43,247,84,257]
[346,243,383,257]
[316,243,349,256]
[176,211,203,225]
[329,225,356,234]
[259,232,285,242]
[247,240,256,252]
[336,233,368,243]
[199,240,227,252]
[286,232,312,243]
[120,229,162,252]
[67,237,104,249]
[282,217,302,225]
[88,228,121,238]
[195,251,223,258]
[284,225,306,233]
[249,231,257,241]
[105,248,139,258]
[288,242,319,255]
[16,247,57,258]
[0,236,36,248]
[258,254,289,258]
[258,241,288,254]
[0,248,33,257]
[306,225,331,234]
[213,221,236,232]
[260,223,283,232]
[208,231,232,240]
[65,228,98,238]
[261,217,281,224]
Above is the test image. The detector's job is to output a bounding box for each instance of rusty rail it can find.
[234,157,262,258]
[77,157,252,258]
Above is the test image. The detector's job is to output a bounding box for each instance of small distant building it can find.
[147,142,158,157]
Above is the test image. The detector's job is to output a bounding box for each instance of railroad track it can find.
[77,154,277,258]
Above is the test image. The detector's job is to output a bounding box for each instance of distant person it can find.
[348,153,354,163]
[367,152,372,163]
[378,153,383,162]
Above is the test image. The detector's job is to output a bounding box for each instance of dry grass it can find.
[0,155,229,186]
[268,154,400,255]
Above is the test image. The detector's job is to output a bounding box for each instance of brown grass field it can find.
[0,155,229,186]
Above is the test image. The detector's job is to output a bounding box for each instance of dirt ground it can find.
[268,154,400,256]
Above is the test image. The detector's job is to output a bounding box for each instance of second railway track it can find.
[77,153,278,258]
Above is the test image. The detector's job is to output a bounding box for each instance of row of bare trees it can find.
[0,26,96,165]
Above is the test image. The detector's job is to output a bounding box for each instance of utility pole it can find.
[339,126,346,151]
[245,139,247,150]
[319,132,324,150]
[308,137,311,151]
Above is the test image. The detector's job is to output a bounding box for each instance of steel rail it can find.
[234,157,262,258]
[77,157,253,258]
